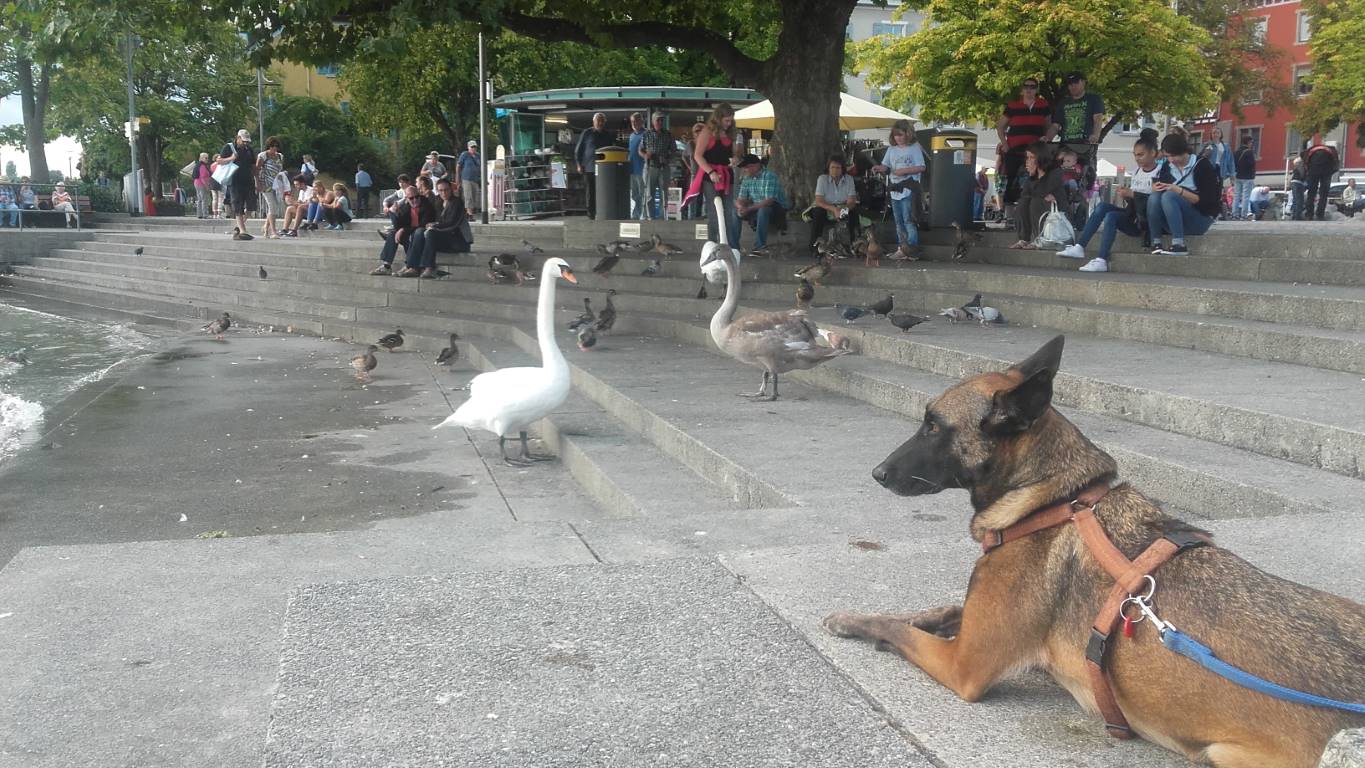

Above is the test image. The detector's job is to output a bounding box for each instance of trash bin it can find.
[920,129,977,228]
[594,147,630,220]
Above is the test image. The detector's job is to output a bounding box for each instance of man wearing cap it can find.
[457,141,482,218]
[420,151,448,184]
[1047,72,1105,192]
[219,128,257,240]
[734,154,788,250]
[640,112,674,220]
[50,182,77,227]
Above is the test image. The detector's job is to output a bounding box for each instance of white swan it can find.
[699,196,742,287]
[701,236,851,401]
[434,257,577,465]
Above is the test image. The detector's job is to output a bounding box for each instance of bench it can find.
[15,194,94,228]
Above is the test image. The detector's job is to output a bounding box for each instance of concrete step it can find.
[449,331,743,519]
[331,305,1365,521]
[19,255,1365,483]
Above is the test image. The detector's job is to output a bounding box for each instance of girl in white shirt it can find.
[1056,131,1160,273]
[872,121,927,257]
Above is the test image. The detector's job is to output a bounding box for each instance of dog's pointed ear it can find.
[986,336,1064,434]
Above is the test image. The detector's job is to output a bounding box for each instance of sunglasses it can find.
[1023,83,1039,89]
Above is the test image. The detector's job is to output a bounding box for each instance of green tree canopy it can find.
[1294,0,1365,144]
[264,96,391,182]
[855,0,1217,138]
[204,0,868,209]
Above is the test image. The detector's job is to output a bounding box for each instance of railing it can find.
[0,181,91,232]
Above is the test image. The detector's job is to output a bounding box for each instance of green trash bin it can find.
[594,147,631,220]
[921,129,977,229]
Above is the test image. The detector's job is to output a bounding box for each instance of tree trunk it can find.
[16,57,51,183]
[759,0,858,211]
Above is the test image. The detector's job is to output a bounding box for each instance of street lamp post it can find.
[257,67,266,145]
[478,30,489,224]
[125,29,141,215]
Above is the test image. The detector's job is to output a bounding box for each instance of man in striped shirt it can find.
[996,78,1050,208]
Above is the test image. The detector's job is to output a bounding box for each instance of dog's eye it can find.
[923,417,939,435]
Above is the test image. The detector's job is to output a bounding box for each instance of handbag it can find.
[1033,203,1076,249]
[211,161,237,187]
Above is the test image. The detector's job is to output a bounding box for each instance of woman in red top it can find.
[686,104,743,248]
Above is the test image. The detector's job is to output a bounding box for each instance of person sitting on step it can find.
[402,178,470,278]
[805,154,861,253]
[1147,132,1220,256]
[370,182,435,276]
[322,182,353,230]
[1057,129,1160,272]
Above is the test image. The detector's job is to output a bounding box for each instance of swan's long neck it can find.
[537,273,567,375]
[710,256,741,343]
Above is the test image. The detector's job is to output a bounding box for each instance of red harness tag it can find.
[1122,615,1135,638]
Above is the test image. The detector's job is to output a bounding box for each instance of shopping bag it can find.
[1033,202,1076,249]
[211,162,237,187]
[179,161,196,178]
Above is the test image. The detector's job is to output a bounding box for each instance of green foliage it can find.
[3,161,15,181]
[265,96,392,180]
[74,182,123,212]
[1179,0,1291,119]
[1295,0,1365,137]
[854,0,1217,132]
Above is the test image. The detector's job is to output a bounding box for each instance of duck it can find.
[351,345,379,380]
[794,254,833,286]
[436,333,460,366]
[567,297,595,331]
[652,234,685,257]
[203,312,231,341]
[952,221,981,262]
[594,289,617,333]
[591,247,620,278]
[489,254,525,284]
[864,231,884,267]
[377,328,404,352]
[434,258,578,465]
[795,279,815,309]
[701,197,851,402]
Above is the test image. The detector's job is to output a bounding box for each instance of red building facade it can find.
[1191,0,1363,184]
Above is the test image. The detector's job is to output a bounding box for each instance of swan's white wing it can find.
[438,366,570,437]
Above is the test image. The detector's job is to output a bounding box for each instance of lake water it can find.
[0,303,152,463]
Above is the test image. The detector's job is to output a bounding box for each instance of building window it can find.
[339,100,351,115]
[1285,126,1304,158]
[872,21,908,36]
[1239,125,1263,159]
[1293,64,1313,97]
[1240,88,1263,106]
[1250,17,1268,44]
[317,64,340,77]
[1188,130,1204,155]
[1295,11,1311,42]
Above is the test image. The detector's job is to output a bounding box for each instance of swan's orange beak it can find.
[561,268,578,284]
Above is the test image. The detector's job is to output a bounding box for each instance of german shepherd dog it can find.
[823,336,1364,767]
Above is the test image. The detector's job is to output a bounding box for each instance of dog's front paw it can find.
[822,611,868,638]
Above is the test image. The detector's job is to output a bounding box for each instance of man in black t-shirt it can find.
[1047,72,1106,190]
[219,129,258,240]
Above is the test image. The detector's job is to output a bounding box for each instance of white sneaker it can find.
[1079,258,1109,273]
[1057,243,1085,259]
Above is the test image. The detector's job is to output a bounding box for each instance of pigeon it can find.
[641,259,662,276]
[938,307,971,323]
[567,297,595,331]
[952,221,982,262]
[202,312,231,340]
[795,279,815,309]
[594,289,617,333]
[377,328,404,351]
[867,293,894,317]
[134,247,143,256]
[965,305,1006,325]
[350,345,379,380]
[522,239,544,254]
[631,238,654,252]
[576,324,597,351]
[962,292,983,311]
[888,313,929,332]
[835,304,871,323]
[258,265,268,280]
[864,230,884,267]
[651,234,685,257]
[893,243,921,262]
[436,333,460,365]
[604,239,631,250]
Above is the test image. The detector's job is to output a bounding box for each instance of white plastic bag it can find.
[1033,202,1075,249]
[211,161,237,187]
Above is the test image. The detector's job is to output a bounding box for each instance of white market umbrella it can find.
[734,92,915,131]
[1095,158,1119,178]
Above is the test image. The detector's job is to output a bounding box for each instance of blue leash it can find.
[1126,592,1365,714]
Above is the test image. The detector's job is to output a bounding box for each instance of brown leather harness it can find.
[982,482,1211,739]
